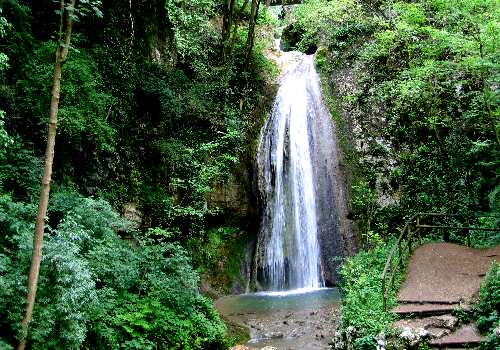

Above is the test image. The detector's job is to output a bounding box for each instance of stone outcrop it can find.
[122,202,142,228]
[207,173,255,220]
[309,78,358,285]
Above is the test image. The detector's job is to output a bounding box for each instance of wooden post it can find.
[382,275,387,311]
[416,216,421,244]
[465,219,471,246]
[408,224,413,253]
[398,239,403,265]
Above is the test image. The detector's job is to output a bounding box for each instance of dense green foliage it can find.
[0,0,275,348]
[0,193,226,349]
[288,0,499,348]
[1,0,274,230]
[291,0,499,243]
[475,263,500,350]
[339,242,408,349]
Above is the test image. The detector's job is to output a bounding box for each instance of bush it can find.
[339,242,407,349]
[0,193,227,349]
[475,263,500,350]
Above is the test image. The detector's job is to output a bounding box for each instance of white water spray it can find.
[257,51,325,291]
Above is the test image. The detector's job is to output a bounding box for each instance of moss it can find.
[222,315,251,346]
[317,63,355,168]
[197,228,255,295]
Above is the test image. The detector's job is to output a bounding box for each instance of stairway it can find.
[391,243,500,349]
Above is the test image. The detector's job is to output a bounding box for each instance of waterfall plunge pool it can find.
[216,288,341,349]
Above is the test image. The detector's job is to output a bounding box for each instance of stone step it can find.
[398,299,459,305]
[393,314,458,335]
[429,324,486,348]
[392,303,458,317]
[431,348,478,350]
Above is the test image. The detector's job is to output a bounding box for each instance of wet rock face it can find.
[123,202,142,229]
[207,173,255,219]
[309,91,357,285]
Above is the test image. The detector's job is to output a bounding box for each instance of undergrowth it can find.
[339,241,408,349]
[475,263,500,350]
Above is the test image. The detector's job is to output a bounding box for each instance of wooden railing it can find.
[381,213,500,311]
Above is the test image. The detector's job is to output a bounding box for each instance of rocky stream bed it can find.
[216,289,341,350]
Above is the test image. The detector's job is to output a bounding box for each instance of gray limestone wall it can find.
[308,84,358,285]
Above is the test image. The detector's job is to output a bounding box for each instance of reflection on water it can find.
[217,288,340,315]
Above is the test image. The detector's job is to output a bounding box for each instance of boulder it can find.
[263,332,284,339]
[393,314,458,333]
[398,327,430,348]
[123,202,142,228]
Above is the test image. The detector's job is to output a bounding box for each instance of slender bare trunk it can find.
[228,0,250,58]
[17,1,75,349]
[245,0,260,67]
[222,0,236,43]
[222,0,236,60]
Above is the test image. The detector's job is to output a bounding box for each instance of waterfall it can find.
[256,52,326,291]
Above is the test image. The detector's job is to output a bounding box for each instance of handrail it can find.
[381,212,500,311]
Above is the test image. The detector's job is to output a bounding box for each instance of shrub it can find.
[475,263,500,350]
[0,194,227,349]
[340,242,407,349]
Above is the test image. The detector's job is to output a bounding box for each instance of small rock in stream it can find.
[264,332,284,339]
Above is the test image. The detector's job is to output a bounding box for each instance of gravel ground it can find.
[225,304,341,350]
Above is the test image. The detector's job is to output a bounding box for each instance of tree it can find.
[226,0,250,60]
[245,0,260,66]
[222,0,236,47]
[18,1,75,349]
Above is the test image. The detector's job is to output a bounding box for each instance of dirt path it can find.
[397,242,500,304]
[393,242,500,348]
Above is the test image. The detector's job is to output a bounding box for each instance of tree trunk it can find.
[228,0,250,58]
[17,1,75,349]
[245,0,260,67]
[222,0,236,43]
[222,0,236,60]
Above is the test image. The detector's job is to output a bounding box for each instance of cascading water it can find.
[256,47,326,291]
